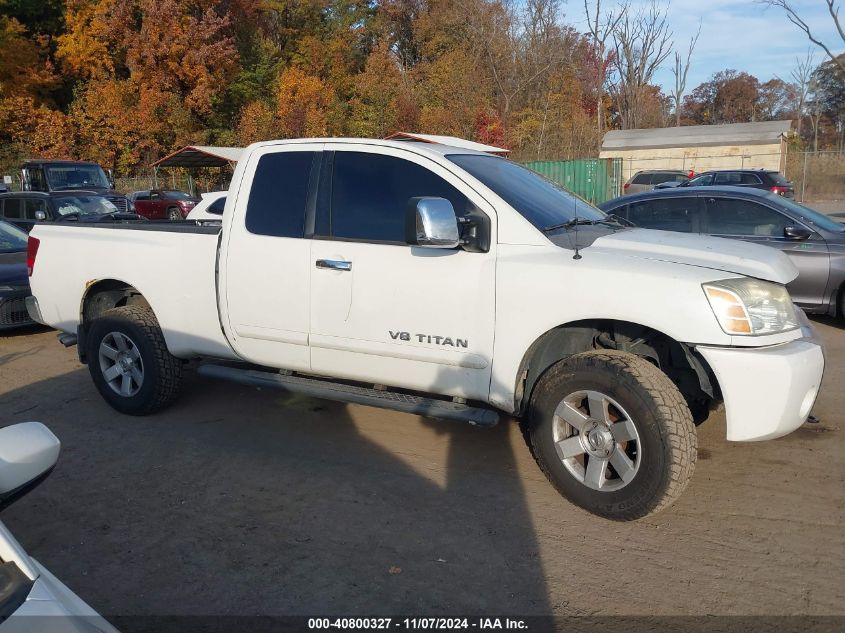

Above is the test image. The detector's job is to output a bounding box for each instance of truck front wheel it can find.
[526,350,697,521]
[86,306,183,415]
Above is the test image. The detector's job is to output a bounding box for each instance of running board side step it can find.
[197,364,499,427]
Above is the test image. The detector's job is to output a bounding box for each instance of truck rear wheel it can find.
[86,306,182,415]
[525,350,696,521]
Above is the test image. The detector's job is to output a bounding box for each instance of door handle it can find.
[316,259,352,271]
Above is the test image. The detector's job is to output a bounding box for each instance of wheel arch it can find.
[513,319,721,424]
[78,279,154,362]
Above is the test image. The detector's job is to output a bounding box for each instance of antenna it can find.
[572,196,582,260]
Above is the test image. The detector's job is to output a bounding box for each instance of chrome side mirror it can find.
[405,197,460,249]
[0,422,60,512]
[34,210,47,221]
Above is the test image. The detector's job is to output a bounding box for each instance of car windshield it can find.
[46,165,110,190]
[54,195,119,216]
[0,221,27,252]
[775,196,845,232]
[163,190,194,200]
[447,154,605,230]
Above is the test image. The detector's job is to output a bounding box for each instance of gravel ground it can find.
[0,320,844,620]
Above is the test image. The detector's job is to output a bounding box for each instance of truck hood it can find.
[588,228,798,284]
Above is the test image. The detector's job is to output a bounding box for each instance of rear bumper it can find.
[697,319,824,441]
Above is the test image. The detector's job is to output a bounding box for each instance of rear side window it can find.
[740,173,762,185]
[330,152,468,243]
[135,192,150,201]
[631,173,651,185]
[650,173,685,185]
[245,152,315,237]
[706,198,790,237]
[1,198,22,219]
[628,197,699,233]
[209,197,226,215]
[714,172,741,185]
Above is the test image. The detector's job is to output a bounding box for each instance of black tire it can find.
[86,305,182,415]
[525,350,696,521]
[167,207,182,221]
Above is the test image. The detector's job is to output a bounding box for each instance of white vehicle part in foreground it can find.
[697,311,824,441]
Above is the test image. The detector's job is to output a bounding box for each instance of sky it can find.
[572,0,845,91]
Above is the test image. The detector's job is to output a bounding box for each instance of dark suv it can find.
[659,169,795,198]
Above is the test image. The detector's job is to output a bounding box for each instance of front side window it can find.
[330,152,468,242]
[628,197,699,233]
[706,198,791,237]
[244,151,314,237]
[24,199,46,220]
[651,172,688,185]
[687,174,713,186]
[447,154,604,231]
[27,168,47,192]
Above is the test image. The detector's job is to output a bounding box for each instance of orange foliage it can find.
[276,66,333,138]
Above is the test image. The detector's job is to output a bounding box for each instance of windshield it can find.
[46,165,110,190]
[775,196,845,232]
[54,195,119,217]
[0,221,27,252]
[163,190,194,200]
[447,154,605,230]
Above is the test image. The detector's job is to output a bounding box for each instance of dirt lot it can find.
[0,319,844,619]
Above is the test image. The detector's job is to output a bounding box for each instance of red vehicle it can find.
[127,190,198,220]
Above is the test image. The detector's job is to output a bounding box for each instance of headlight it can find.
[703,278,798,336]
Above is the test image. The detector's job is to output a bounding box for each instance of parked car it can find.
[600,186,845,315]
[0,422,119,632]
[128,190,199,220]
[19,159,116,197]
[26,138,824,521]
[186,191,226,221]
[0,191,138,232]
[623,169,689,194]
[0,221,34,330]
[656,169,795,197]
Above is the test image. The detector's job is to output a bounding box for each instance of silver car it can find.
[601,186,845,316]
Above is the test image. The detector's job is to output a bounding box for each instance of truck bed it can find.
[29,221,237,360]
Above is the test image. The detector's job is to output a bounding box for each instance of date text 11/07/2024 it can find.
[307,618,528,630]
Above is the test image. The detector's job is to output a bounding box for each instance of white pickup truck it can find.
[26,138,825,520]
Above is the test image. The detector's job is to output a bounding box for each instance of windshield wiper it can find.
[541,217,622,233]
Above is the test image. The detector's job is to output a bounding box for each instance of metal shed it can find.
[150,146,242,195]
[599,121,793,180]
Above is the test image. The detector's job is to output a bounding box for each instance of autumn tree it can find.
[276,66,333,138]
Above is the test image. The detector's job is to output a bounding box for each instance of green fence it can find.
[521,158,623,205]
